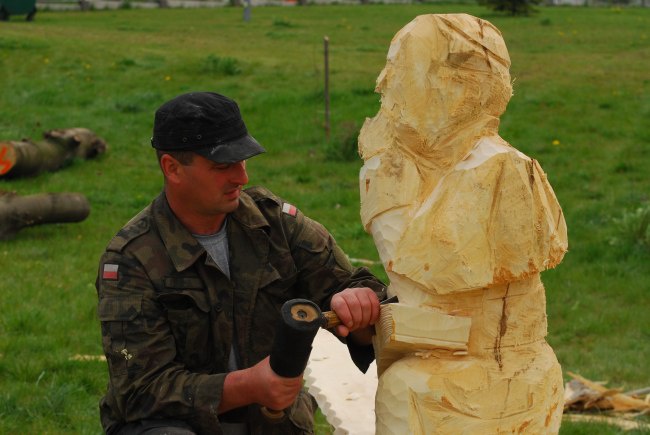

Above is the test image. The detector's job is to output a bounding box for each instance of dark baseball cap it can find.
[151,92,265,163]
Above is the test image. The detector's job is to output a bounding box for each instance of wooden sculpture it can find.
[359,14,568,434]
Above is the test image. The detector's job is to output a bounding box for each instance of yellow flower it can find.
[165,76,172,81]
[43,58,50,64]
[552,139,561,146]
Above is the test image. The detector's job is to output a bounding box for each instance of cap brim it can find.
[194,135,266,163]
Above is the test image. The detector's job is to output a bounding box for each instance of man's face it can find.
[175,154,249,217]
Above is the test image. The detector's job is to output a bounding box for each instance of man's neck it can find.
[164,191,227,235]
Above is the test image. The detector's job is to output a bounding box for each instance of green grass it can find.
[0,4,649,434]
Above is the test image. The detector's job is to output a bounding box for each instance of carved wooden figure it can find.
[359,14,568,434]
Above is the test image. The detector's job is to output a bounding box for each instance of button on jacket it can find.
[96,186,385,434]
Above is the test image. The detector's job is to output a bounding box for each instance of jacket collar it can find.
[152,189,269,272]
[230,189,270,231]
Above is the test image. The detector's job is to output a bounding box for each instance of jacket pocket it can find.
[98,295,142,376]
[287,390,318,433]
[157,289,213,370]
[247,390,317,435]
[258,251,298,299]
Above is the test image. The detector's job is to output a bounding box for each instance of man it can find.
[96,91,386,434]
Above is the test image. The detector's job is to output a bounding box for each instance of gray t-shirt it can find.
[194,223,247,434]
[193,223,230,280]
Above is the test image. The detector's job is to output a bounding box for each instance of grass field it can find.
[0,3,649,433]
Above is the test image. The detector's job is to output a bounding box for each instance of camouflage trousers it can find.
[115,419,195,435]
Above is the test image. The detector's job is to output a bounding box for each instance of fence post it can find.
[324,36,330,142]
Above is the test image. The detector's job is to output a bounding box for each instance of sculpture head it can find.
[373,14,512,149]
[360,14,515,232]
[379,14,512,125]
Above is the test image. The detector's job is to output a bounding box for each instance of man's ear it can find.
[160,153,182,184]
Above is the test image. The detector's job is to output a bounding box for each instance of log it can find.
[0,128,107,179]
[359,14,567,434]
[0,191,90,240]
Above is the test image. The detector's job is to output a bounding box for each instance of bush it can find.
[324,121,361,162]
[477,0,541,16]
[201,55,242,76]
[610,204,650,251]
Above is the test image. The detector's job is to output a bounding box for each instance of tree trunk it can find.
[0,192,90,240]
[0,128,107,179]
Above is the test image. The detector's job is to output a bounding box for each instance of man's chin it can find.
[223,197,241,212]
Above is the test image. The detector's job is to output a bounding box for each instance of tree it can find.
[477,0,541,16]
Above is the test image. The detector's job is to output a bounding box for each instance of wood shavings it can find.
[69,354,106,362]
[564,371,650,414]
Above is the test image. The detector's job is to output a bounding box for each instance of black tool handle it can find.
[269,299,322,377]
[262,299,322,422]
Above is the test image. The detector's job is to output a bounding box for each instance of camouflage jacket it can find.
[96,187,385,434]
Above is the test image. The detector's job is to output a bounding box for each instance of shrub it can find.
[324,121,361,162]
[201,55,242,76]
[477,0,541,16]
[610,204,650,251]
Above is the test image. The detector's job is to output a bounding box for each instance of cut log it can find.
[0,128,107,179]
[0,191,90,240]
[359,13,567,434]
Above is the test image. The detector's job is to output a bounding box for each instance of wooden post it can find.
[243,0,251,22]
[324,36,330,142]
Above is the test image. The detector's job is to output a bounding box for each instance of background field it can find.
[0,4,648,433]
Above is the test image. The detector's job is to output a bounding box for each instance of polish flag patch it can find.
[282,202,297,217]
[103,264,119,280]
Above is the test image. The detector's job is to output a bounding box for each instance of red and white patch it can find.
[102,264,119,280]
[282,202,297,217]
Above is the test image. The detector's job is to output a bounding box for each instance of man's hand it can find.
[220,356,303,413]
[330,287,380,345]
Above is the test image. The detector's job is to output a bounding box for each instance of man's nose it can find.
[230,161,249,185]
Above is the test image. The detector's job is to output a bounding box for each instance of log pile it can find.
[0,127,105,239]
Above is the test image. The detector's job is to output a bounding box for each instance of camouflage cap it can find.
[151,92,266,163]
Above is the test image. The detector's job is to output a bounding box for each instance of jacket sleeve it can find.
[97,250,225,433]
[286,209,387,372]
